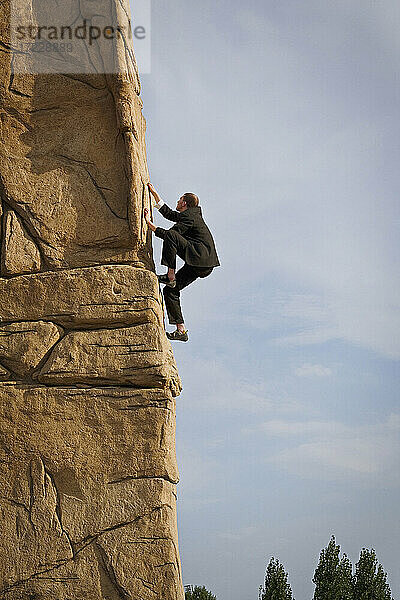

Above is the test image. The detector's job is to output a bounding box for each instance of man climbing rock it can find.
[144,183,220,342]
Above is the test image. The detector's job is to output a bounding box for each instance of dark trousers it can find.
[161,229,189,270]
[161,231,213,324]
[163,264,213,324]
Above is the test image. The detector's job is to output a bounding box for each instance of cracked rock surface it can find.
[0,320,61,377]
[0,0,152,271]
[0,386,182,599]
[1,209,41,276]
[0,265,164,328]
[38,323,178,392]
[0,0,184,597]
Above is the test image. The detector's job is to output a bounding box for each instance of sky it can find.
[130,1,400,598]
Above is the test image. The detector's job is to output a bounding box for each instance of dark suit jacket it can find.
[155,204,220,268]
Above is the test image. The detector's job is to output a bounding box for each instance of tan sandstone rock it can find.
[1,209,41,275]
[38,323,181,395]
[0,0,184,597]
[0,0,152,270]
[0,265,163,328]
[0,320,61,377]
[0,364,10,379]
[0,385,182,599]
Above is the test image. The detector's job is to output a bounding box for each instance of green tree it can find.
[185,585,217,600]
[312,536,353,600]
[353,548,393,600]
[259,557,293,600]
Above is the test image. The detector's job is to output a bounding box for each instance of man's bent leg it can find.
[163,264,199,326]
[161,230,189,271]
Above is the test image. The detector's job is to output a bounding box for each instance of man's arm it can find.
[159,204,181,222]
[155,213,194,239]
[144,208,194,239]
[148,183,180,222]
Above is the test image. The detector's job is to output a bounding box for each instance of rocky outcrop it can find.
[0,386,181,599]
[38,323,180,394]
[1,209,42,275]
[0,321,61,377]
[0,1,184,598]
[0,0,152,271]
[0,265,163,328]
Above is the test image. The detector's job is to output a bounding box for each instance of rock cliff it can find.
[0,1,184,598]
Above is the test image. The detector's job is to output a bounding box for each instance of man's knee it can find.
[196,267,214,279]
[164,230,179,244]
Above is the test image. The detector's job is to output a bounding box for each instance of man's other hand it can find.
[144,208,156,232]
[148,182,157,196]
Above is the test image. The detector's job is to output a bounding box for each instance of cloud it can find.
[142,0,400,358]
[177,446,223,507]
[217,525,259,542]
[387,413,400,430]
[294,364,333,377]
[177,355,299,414]
[140,1,400,598]
[260,415,400,484]
[248,420,345,437]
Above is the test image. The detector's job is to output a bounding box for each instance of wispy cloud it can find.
[217,525,259,542]
[252,415,400,483]
[178,356,299,414]
[135,0,400,597]
[246,420,346,437]
[294,364,333,377]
